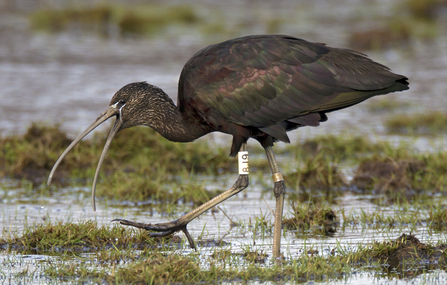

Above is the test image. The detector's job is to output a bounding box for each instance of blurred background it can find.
[0,0,446,141]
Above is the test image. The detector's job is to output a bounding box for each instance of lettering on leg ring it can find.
[272,172,284,182]
[238,151,249,174]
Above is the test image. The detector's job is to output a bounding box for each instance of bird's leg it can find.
[113,143,249,250]
[265,146,285,260]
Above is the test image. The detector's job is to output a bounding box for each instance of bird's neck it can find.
[143,94,210,143]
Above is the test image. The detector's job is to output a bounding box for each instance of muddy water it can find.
[1,0,447,283]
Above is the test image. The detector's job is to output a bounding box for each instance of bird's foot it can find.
[112,218,197,250]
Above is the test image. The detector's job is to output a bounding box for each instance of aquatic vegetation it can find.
[44,249,354,283]
[427,204,447,231]
[241,248,268,264]
[366,98,412,113]
[0,123,230,203]
[351,158,425,193]
[2,123,446,284]
[348,24,412,51]
[2,219,447,283]
[356,234,447,271]
[342,204,423,229]
[403,0,447,21]
[38,234,447,283]
[284,156,347,191]
[29,4,201,36]
[287,134,390,161]
[282,203,338,236]
[3,123,447,206]
[118,5,199,36]
[0,123,76,184]
[385,112,447,135]
[351,152,447,195]
[0,220,179,252]
[348,0,446,51]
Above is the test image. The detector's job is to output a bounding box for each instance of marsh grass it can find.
[30,4,200,36]
[284,155,347,191]
[0,220,180,253]
[4,123,447,206]
[249,210,274,238]
[354,234,447,272]
[348,0,445,51]
[47,241,445,283]
[280,135,447,203]
[348,24,412,51]
[366,98,412,113]
[341,201,447,233]
[427,204,447,231]
[351,152,447,195]
[0,123,230,203]
[100,253,355,284]
[0,123,82,185]
[281,135,387,202]
[108,253,205,284]
[2,219,447,283]
[385,112,447,135]
[210,246,268,264]
[30,5,114,34]
[98,169,223,207]
[282,203,338,236]
[402,0,447,21]
[118,5,199,36]
[351,157,424,193]
[241,248,268,264]
[285,134,447,199]
[287,134,390,160]
[342,207,423,229]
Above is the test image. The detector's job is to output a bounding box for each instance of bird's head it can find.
[47,81,162,211]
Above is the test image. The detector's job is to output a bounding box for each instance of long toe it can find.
[112,218,183,232]
[112,218,196,250]
[148,230,177,238]
[111,218,155,230]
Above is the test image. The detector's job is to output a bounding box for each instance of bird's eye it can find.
[119,99,126,105]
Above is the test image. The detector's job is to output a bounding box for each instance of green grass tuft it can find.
[0,220,179,252]
[283,203,338,236]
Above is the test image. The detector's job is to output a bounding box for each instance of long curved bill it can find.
[90,118,122,211]
[47,105,122,211]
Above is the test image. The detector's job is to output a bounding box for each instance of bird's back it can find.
[177,35,408,147]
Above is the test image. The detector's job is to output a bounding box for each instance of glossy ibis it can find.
[47,35,409,258]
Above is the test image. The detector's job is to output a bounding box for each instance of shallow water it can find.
[1,0,447,283]
[2,174,447,283]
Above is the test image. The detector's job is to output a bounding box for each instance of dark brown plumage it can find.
[48,35,409,259]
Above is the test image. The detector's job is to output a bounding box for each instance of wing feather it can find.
[178,35,408,140]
